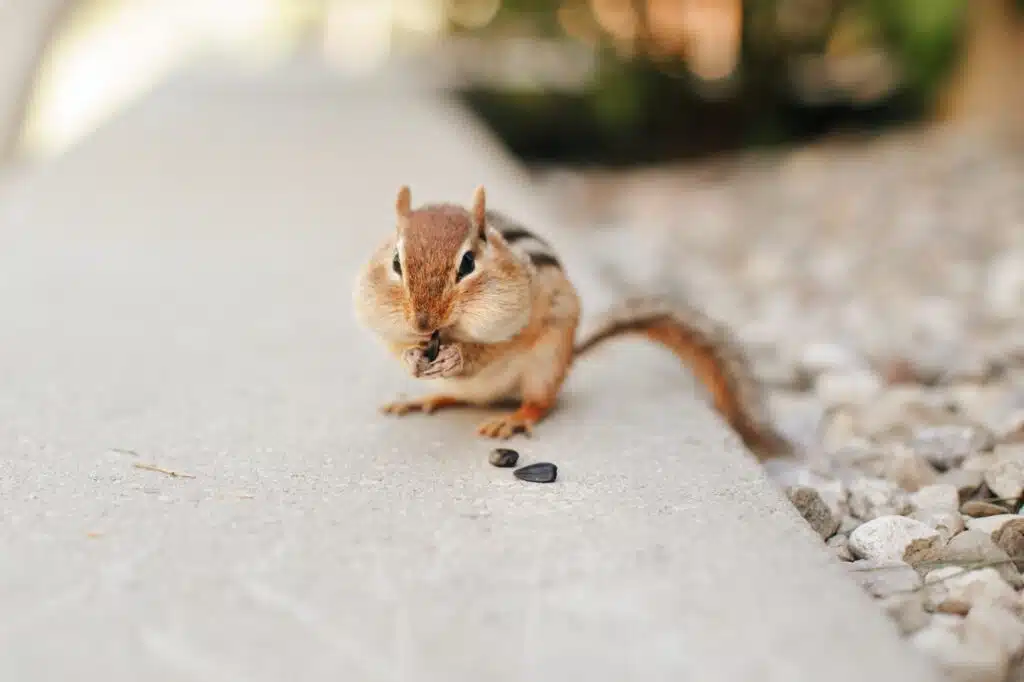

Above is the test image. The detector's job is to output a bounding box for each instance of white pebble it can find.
[964,604,1024,662]
[848,515,940,563]
[997,410,1024,441]
[798,342,865,375]
[962,453,998,474]
[984,250,1024,320]
[848,477,911,520]
[879,592,930,635]
[880,444,938,493]
[965,514,1020,537]
[910,484,961,514]
[911,510,965,544]
[910,425,993,471]
[983,457,1024,501]
[995,443,1024,461]
[910,616,1010,682]
[924,566,1017,611]
[814,369,884,407]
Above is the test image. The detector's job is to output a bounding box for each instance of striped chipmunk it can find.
[353,185,793,460]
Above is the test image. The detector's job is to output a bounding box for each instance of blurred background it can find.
[5,0,1022,165]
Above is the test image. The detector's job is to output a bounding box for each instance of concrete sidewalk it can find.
[0,65,942,681]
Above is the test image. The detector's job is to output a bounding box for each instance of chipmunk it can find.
[353,185,793,461]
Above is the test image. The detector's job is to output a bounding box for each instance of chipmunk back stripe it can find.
[527,252,562,270]
[485,211,551,246]
[482,211,562,272]
[499,226,540,244]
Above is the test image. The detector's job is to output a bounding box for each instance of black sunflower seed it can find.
[424,330,441,362]
[488,448,519,468]
[514,462,557,483]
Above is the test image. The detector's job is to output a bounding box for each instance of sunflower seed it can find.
[514,462,557,483]
[488,448,519,468]
[424,330,441,362]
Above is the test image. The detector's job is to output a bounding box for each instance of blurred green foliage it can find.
[456,0,976,165]
[865,0,966,97]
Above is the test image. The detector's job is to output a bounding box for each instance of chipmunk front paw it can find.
[403,343,463,379]
[381,394,461,416]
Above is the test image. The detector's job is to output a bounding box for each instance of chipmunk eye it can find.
[392,251,402,276]
[456,251,475,281]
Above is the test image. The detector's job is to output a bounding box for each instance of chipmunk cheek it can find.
[449,281,481,317]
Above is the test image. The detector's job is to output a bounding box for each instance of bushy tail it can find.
[574,296,793,460]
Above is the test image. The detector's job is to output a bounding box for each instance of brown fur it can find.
[401,204,473,330]
[354,185,791,459]
[574,297,793,459]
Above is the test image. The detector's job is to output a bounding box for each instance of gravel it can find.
[993,519,1024,571]
[848,478,913,520]
[788,486,841,539]
[984,457,1024,501]
[923,567,1019,612]
[848,559,923,598]
[539,125,1024,681]
[966,515,1020,536]
[910,484,962,514]
[962,501,1013,518]
[848,515,941,563]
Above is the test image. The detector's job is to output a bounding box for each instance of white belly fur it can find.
[429,346,534,405]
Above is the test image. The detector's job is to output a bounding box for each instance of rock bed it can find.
[535,126,1024,682]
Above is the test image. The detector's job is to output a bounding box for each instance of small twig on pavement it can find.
[848,556,1024,596]
[110,448,139,457]
[133,462,196,479]
[847,557,1024,574]
[971,495,1021,506]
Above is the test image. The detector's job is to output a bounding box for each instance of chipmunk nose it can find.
[414,311,432,333]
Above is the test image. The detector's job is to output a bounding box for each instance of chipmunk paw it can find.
[477,404,548,439]
[403,344,463,379]
[381,395,461,416]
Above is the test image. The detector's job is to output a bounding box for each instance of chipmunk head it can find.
[354,185,532,345]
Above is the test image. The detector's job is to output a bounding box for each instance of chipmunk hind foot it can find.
[476,401,550,439]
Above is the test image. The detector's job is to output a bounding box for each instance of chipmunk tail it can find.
[574,296,793,461]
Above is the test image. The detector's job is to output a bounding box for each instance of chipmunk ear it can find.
[471,185,487,242]
[396,185,412,217]
[395,185,411,234]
